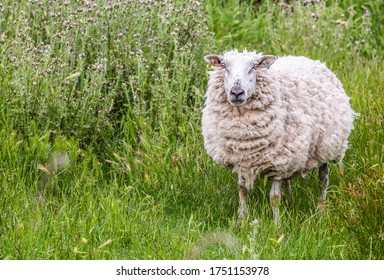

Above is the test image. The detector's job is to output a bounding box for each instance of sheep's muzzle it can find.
[229,84,246,106]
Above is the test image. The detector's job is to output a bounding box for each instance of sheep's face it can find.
[205,51,276,106]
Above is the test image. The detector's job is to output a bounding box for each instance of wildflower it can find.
[1,32,6,43]
[334,19,348,27]
[250,219,260,226]
[206,64,214,71]
[311,12,320,19]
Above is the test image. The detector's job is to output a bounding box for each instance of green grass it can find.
[0,0,383,259]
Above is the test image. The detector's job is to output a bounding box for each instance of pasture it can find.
[0,0,383,259]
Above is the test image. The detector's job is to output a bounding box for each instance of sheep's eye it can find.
[248,64,257,73]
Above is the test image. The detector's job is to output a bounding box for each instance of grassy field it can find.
[0,0,383,260]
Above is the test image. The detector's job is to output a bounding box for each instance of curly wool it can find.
[202,53,355,180]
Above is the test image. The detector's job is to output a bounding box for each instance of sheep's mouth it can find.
[229,96,246,106]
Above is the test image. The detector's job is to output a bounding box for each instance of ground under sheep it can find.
[202,49,355,225]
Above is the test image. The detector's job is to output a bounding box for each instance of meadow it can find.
[0,0,383,259]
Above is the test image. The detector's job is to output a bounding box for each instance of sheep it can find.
[202,49,355,225]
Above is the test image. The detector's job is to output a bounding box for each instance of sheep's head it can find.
[205,50,276,106]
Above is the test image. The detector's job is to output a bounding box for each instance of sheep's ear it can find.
[204,55,223,67]
[257,55,277,69]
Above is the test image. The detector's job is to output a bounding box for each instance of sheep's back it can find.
[272,56,355,173]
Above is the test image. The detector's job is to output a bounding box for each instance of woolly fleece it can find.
[202,50,355,181]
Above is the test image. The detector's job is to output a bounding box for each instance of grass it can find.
[0,0,383,260]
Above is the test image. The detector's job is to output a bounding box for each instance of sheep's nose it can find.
[230,85,245,97]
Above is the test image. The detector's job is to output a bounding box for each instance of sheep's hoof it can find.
[237,207,248,219]
[237,214,247,225]
[236,211,250,226]
[317,202,326,211]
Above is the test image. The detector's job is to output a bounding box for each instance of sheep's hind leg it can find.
[281,179,293,205]
[318,163,329,201]
[270,179,282,226]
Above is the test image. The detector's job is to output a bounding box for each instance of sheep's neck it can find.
[235,107,247,117]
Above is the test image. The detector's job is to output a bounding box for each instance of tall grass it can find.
[207,0,383,58]
[0,0,383,259]
[0,0,211,146]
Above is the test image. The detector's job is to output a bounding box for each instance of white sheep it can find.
[202,49,355,224]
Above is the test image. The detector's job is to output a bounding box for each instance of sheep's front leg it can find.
[319,163,329,201]
[270,179,282,226]
[237,174,254,219]
[238,184,248,219]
